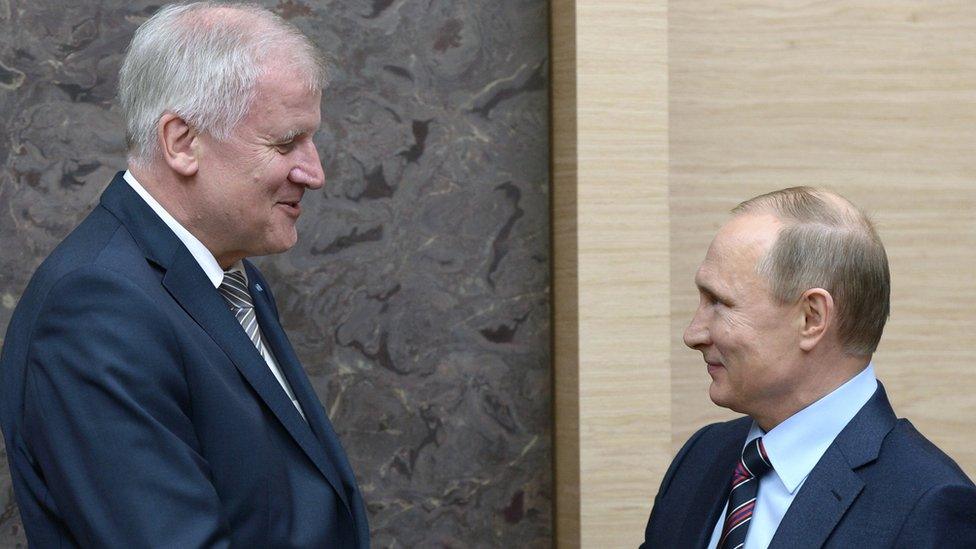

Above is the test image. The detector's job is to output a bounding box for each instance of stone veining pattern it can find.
[0,1,550,546]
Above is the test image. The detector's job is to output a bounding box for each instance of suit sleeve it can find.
[639,423,713,549]
[23,266,232,548]
[894,481,976,548]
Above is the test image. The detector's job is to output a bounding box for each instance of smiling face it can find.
[190,62,324,268]
[683,213,808,426]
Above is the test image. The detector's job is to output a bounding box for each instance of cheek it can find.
[228,145,278,185]
[715,312,750,349]
[715,317,762,369]
[261,162,294,195]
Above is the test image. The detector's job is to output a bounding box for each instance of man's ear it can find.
[158,113,199,176]
[799,288,833,352]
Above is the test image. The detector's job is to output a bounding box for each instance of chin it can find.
[708,384,735,411]
[246,241,296,259]
[265,231,299,255]
[267,242,297,255]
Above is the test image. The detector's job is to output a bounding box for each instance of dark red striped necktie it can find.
[719,437,773,549]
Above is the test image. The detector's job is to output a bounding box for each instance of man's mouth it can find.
[276,200,301,216]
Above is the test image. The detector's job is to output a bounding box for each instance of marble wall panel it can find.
[0,1,550,547]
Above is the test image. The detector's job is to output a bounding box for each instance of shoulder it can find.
[19,206,141,302]
[18,221,178,374]
[659,416,750,494]
[30,234,162,327]
[20,262,190,415]
[24,263,179,373]
[854,418,976,544]
[5,206,157,362]
[883,423,976,545]
[878,420,975,489]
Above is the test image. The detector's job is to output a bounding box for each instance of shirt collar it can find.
[745,363,878,493]
[123,170,226,288]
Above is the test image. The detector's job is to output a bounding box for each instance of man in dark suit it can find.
[641,188,976,548]
[0,3,369,547]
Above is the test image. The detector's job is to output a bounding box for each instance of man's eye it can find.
[707,294,730,308]
[274,141,295,153]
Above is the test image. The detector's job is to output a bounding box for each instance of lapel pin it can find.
[255,283,263,292]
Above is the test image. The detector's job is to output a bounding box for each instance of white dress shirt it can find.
[122,170,306,419]
[706,363,878,549]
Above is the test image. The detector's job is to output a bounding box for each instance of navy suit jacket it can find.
[0,173,370,548]
[641,383,976,548]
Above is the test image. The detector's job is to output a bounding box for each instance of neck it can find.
[128,161,231,267]
[128,162,190,221]
[754,353,871,431]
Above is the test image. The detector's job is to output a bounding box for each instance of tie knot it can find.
[740,437,773,479]
[219,270,253,310]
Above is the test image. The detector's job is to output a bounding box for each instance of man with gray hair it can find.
[0,3,369,547]
[640,188,976,548]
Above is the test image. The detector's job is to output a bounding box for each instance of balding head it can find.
[732,187,890,356]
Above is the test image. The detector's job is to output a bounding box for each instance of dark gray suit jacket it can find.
[641,383,976,548]
[1,172,370,548]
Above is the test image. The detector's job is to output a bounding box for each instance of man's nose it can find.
[683,308,709,349]
[288,141,325,189]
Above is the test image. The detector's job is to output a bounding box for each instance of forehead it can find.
[243,64,322,133]
[695,213,782,292]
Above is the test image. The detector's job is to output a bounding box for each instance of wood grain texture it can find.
[552,0,670,547]
[552,0,581,545]
[556,1,976,544]
[577,0,669,543]
[670,0,976,479]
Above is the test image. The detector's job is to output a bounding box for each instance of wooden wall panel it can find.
[555,1,976,544]
[552,1,669,547]
[670,1,976,478]
[552,0,581,544]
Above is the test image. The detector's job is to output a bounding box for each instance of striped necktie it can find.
[218,269,308,421]
[719,437,773,549]
[218,270,267,356]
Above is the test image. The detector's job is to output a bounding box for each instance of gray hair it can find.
[732,187,890,356]
[118,2,327,164]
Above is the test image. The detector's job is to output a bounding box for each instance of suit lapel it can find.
[768,446,863,549]
[99,174,352,513]
[245,269,331,445]
[161,253,353,511]
[769,383,897,548]
[246,267,359,510]
[679,426,747,548]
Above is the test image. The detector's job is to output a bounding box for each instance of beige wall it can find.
[552,1,669,548]
[670,0,976,477]
[554,0,976,546]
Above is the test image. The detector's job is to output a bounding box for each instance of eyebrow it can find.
[273,129,304,142]
[696,278,731,304]
[275,123,324,142]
